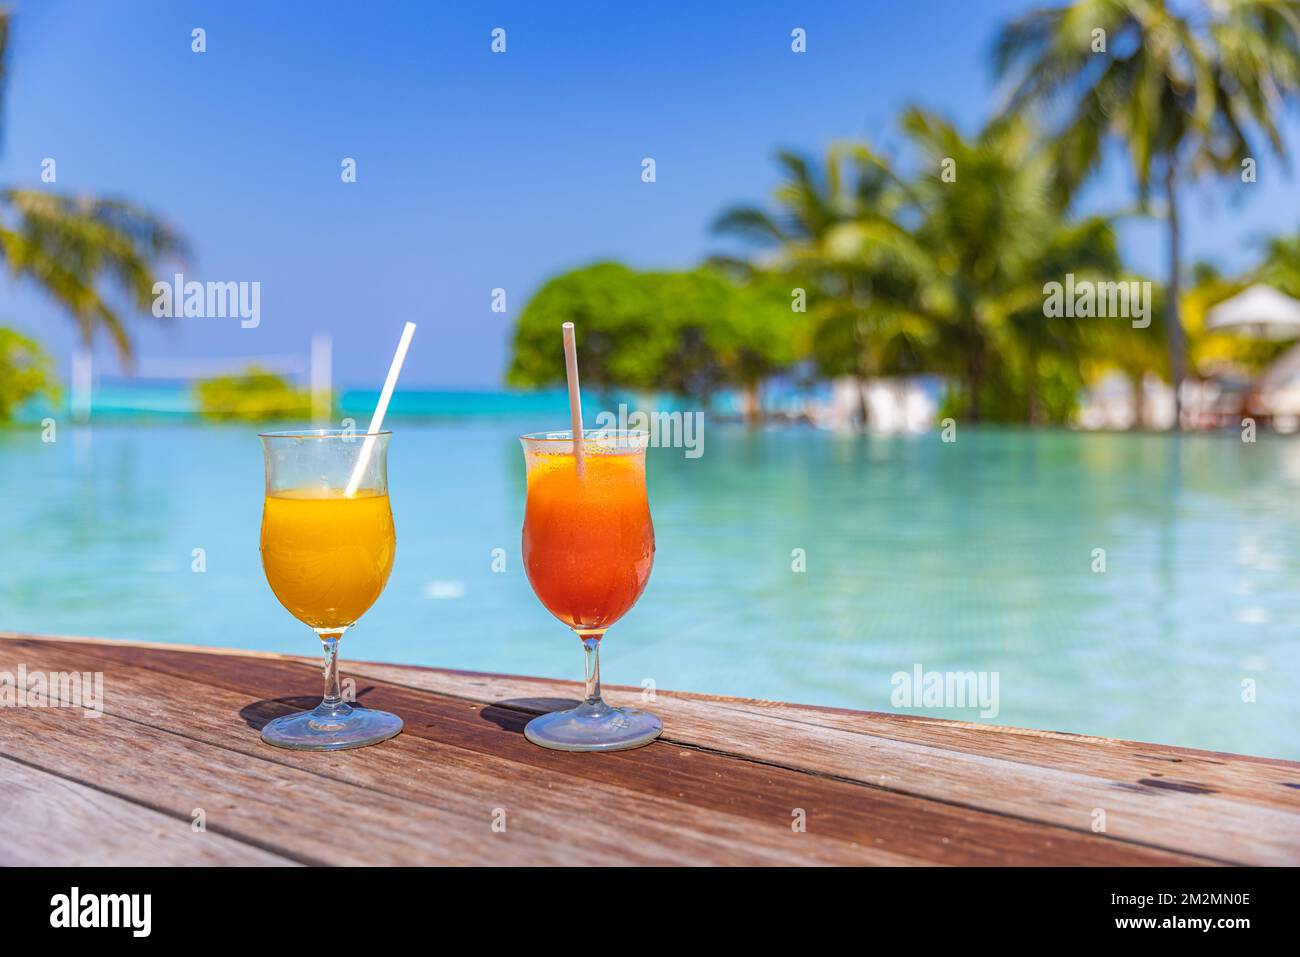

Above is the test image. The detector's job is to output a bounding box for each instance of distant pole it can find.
[71,346,93,422]
[310,332,333,424]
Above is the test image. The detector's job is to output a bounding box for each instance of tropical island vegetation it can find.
[0,6,185,423]
[4,2,1300,431]
[192,365,314,421]
[0,327,58,421]
[509,1,1300,429]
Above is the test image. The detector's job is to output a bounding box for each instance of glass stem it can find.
[581,634,604,707]
[319,631,347,714]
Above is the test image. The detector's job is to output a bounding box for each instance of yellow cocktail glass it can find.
[258,429,402,750]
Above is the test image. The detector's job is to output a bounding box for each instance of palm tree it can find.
[1002,215,1126,424]
[1256,232,1300,297]
[718,113,1122,425]
[712,145,908,426]
[854,108,1120,423]
[994,0,1300,428]
[0,8,186,369]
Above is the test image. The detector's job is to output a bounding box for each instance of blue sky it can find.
[2,0,1298,388]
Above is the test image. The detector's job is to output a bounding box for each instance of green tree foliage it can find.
[995,0,1300,425]
[193,366,313,422]
[891,110,1122,423]
[507,263,661,396]
[709,109,1134,426]
[713,144,918,424]
[793,110,1125,424]
[1257,234,1300,299]
[0,326,59,422]
[507,263,798,422]
[692,273,797,380]
[1077,282,1169,429]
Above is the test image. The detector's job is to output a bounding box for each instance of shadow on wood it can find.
[238,686,389,731]
[478,698,580,734]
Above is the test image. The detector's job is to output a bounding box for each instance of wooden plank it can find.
[332,660,1300,865]
[706,699,1300,807]
[0,643,905,864]
[3,635,1210,865]
[0,754,293,866]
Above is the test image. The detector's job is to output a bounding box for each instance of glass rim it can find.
[258,428,393,439]
[519,429,649,442]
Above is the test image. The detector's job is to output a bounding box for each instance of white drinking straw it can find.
[561,321,585,477]
[345,321,417,497]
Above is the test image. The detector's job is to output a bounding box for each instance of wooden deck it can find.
[2,632,1298,866]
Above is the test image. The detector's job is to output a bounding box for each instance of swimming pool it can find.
[2,422,1296,759]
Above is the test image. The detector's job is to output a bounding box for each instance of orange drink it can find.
[519,429,662,751]
[523,449,654,634]
[260,488,395,630]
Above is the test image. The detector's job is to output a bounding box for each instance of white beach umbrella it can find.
[1206,283,1300,341]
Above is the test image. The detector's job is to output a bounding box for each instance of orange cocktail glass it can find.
[520,429,661,751]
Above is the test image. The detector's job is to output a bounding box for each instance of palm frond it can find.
[0,190,187,364]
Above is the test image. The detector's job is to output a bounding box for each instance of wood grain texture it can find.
[0,755,294,866]
[2,632,1296,866]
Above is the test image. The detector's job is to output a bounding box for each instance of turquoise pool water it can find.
[2,422,1297,759]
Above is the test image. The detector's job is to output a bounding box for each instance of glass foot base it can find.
[261,703,403,751]
[524,701,662,752]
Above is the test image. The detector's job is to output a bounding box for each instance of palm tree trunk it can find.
[741,381,762,428]
[854,374,870,429]
[1130,371,1146,431]
[965,332,983,422]
[1165,164,1186,432]
[1026,344,1040,426]
[851,302,871,430]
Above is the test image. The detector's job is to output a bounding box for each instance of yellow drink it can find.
[260,488,395,630]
